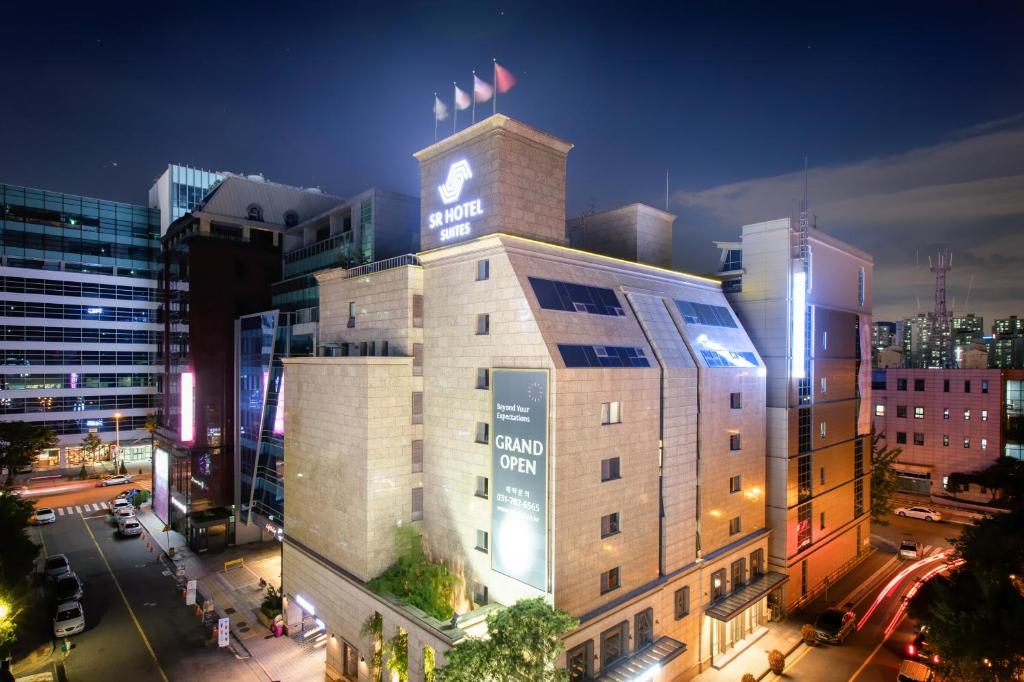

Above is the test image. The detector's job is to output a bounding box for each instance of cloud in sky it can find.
[671,117,1024,327]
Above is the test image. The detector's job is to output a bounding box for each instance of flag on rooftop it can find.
[494,62,517,94]
[454,85,471,110]
[474,74,494,103]
[433,95,448,121]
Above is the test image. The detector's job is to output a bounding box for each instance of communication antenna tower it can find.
[928,252,954,367]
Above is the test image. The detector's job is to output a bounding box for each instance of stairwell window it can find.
[600,567,620,594]
[730,392,742,409]
[411,440,423,473]
[347,301,356,328]
[475,313,489,335]
[411,488,423,521]
[601,401,622,425]
[601,457,621,482]
[475,422,490,444]
[411,392,423,425]
[476,368,490,389]
[730,433,741,451]
[412,294,424,328]
[600,512,620,538]
[476,259,490,281]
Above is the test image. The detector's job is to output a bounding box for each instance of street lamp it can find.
[113,412,122,470]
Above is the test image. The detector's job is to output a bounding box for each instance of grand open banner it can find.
[491,369,549,590]
[153,446,169,523]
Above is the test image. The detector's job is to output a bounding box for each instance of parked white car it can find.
[110,499,132,513]
[97,474,133,487]
[117,517,143,537]
[53,600,85,637]
[33,507,57,525]
[894,506,942,522]
[113,507,135,521]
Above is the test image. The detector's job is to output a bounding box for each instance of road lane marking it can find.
[57,508,65,516]
[81,515,170,682]
[100,502,109,509]
[74,506,82,514]
[849,614,902,681]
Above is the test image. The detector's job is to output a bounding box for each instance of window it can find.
[801,560,808,595]
[819,421,827,440]
[943,435,950,447]
[798,454,811,501]
[475,313,489,335]
[943,379,950,393]
[342,641,359,678]
[964,409,971,421]
[559,344,650,368]
[675,300,737,327]
[246,204,264,221]
[476,368,490,389]
[897,405,907,418]
[412,343,423,376]
[381,341,389,356]
[729,475,741,494]
[914,407,924,419]
[982,379,989,394]
[854,478,864,517]
[601,401,622,425]
[730,433,741,451]
[475,422,489,444]
[981,437,988,450]
[896,432,907,444]
[476,259,490,281]
[858,266,865,306]
[730,558,746,590]
[711,568,726,600]
[730,392,742,409]
[411,487,423,521]
[473,581,488,605]
[897,378,907,391]
[820,511,825,530]
[411,392,423,425]
[855,437,865,477]
[820,466,826,486]
[822,331,828,351]
[981,409,988,422]
[411,440,423,473]
[530,277,625,317]
[601,457,621,482]
[729,516,741,535]
[600,567,620,594]
[674,586,690,619]
[600,622,628,668]
[634,608,654,651]
[963,437,971,449]
[566,641,593,682]
[475,476,488,499]
[914,379,925,391]
[914,433,925,446]
[875,404,885,416]
[820,377,827,395]
[750,549,765,578]
[943,408,950,420]
[965,380,971,393]
[798,503,811,548]
[347,301,356,328]
[475,530,489,553]
[699,349,760,368]
[412,294,424,328]
[601,512,620,538]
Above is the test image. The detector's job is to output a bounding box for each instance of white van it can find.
[897,660,934,682]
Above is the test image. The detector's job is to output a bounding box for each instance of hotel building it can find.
[280,115,783,681]
[716,217,873,613]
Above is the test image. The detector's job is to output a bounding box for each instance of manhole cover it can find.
[161,570,171,576]
[224,607,236,615]
[236,621,247,627]
[238,626,250,633]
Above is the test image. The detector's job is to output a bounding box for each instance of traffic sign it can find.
[218,617,230,647]
[186,579,197,605]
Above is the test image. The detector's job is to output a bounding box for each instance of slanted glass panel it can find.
[675,299,737,328]
[558,344,650,368]
[528,277,624,317]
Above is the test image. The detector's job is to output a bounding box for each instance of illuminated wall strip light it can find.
[294,594,315,615]
[791,271,807,379]
[273,375,285,435]
[180,371,195,442]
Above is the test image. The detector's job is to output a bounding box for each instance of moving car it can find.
[899,539,921,560]
[814,607,857,644]
[897,659,934,682]
[55,573,84,602]
[33,507,57,525]
[53,600,85,637]
[894,506,942,522]
[44,554,71,581]
[97,473,133,487]
[117,516,142,537]
[906,626,940,665]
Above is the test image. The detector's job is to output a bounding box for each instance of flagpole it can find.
[453,82,457,134]
[472,71,477,124]
[433,92,438,142]
[493,59,497,115]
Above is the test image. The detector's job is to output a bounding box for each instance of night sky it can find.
[1,2,1021,324]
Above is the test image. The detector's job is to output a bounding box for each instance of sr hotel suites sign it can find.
[428,159,483,242]
[491,368,549,591]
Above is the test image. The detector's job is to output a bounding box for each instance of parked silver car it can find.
[53,600,85,637]
[44,554,71,581]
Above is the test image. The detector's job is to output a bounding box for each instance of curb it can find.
[10,640,56,675]
[754,639,806,681]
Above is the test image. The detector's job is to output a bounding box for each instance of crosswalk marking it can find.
[74,506,82,514]
[52,502,132,517]
[57,507,65,516]
[100,502,109,509]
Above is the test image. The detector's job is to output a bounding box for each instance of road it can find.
[768,512,963,682]
[17,480,267,682]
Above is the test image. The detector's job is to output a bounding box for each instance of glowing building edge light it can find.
[294,594,315,615]
[180,371,195,442]
[791,271,807,379]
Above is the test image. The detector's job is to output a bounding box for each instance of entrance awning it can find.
[705,572,788,622]
[599,636,687,681]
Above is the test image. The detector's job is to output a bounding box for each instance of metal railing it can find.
[344,254,420,278]
[789,546,874,613]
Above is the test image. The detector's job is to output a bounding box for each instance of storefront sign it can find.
[491,369,549,590]
[218,617,230,647]
[428,159,483,242]
[153,447,169,523]
[186,579,197,605]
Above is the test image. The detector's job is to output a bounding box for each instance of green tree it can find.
[0,421,58,486]
[80,432,107,464]
[144,413,159,462]
[439,598,579,682]
[0,585,27,657]
[948,457,1024,506]
[367,526,460,620]
[870,431,901,525]
[908,508,1024,681]
[0,490,40,589]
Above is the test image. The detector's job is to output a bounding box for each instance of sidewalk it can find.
[691,549,898,682]
[136,506,326,682]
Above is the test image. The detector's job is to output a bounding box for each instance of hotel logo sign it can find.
[491,369,549,591]
[429,158,483,242]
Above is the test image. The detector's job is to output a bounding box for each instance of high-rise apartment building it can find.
[716,218,873,613]
[280,116,781,681]
[0,183,161,467]
[991,315,1024,369]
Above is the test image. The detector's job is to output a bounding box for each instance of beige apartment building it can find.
[281,115,783,681]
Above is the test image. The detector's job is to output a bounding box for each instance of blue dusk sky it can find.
[1,2,1021,323]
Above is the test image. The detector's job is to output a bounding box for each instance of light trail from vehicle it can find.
[856,550,952,630]
[883,558,964,639]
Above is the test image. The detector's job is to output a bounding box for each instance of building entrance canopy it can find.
[705,572,788,622]
[598,636,686,681]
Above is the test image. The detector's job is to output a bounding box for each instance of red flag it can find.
[494,62,517,93]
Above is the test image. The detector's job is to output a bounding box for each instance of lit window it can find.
[963,437,971,449]
[875,404,885,416]
[819,422,827,440]
[820,377,827,395]
[914,407,924,419]
[964,409,971,421]
[943,435,950,447]
[981,410,988,422]
[943,408,949,420]
[981,438,988,450]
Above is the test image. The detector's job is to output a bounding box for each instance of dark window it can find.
[943,379,950,393]
[284,211,299,227]
[558,344,650,368]
[476,313,489,335]
[473,581,488,605]
[566,641,593,681]
[914,433,925,446]
[982,380,989,394]
[476,259,490,281]
[246,204,264,222]
[801,560,808,595]
[475,530,488,553]
[897,378,907,391]
[600,567,620,594]
[854,478,864,517]
[798,407,811,453]
[914,379,925,391]
[475,476,488,498]
[412,343,423,376]
[854,438,865,478]
[600,512,620,538]
[600,622,628,668]
[750,549,765,578]
[729,475,741,493]
[411,440,423,473]
[729,516,741,535]
[730,558,746,590]
[411,488,423,521]
[476,368,489,389]
[710,568,726,601]
[601,457,621,482]
[820,511,826,530]
[820,466,826,485]
[675,300,738,328]
[965,380,971,393]
[730,434,741,451]
[529,277,625,317]
[475,422,489,444]
[896,405,907,418]
[674,586,690,619]
[730,392,742,409]
[896,431,907,444]
[411,392,423,424]
[601,401,622,425]
[347,301,356,328]
[634,608,653,651]
[342,641,359,678]
[412,294,424,328]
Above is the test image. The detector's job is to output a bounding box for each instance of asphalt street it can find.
[20,482,264,682]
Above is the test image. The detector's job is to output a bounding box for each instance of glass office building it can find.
[0,183,161,467]
[149,164,224,236]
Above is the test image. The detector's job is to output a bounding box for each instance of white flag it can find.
[433,96,448,121]
[474,74,494,103]
[454,86,471,110]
